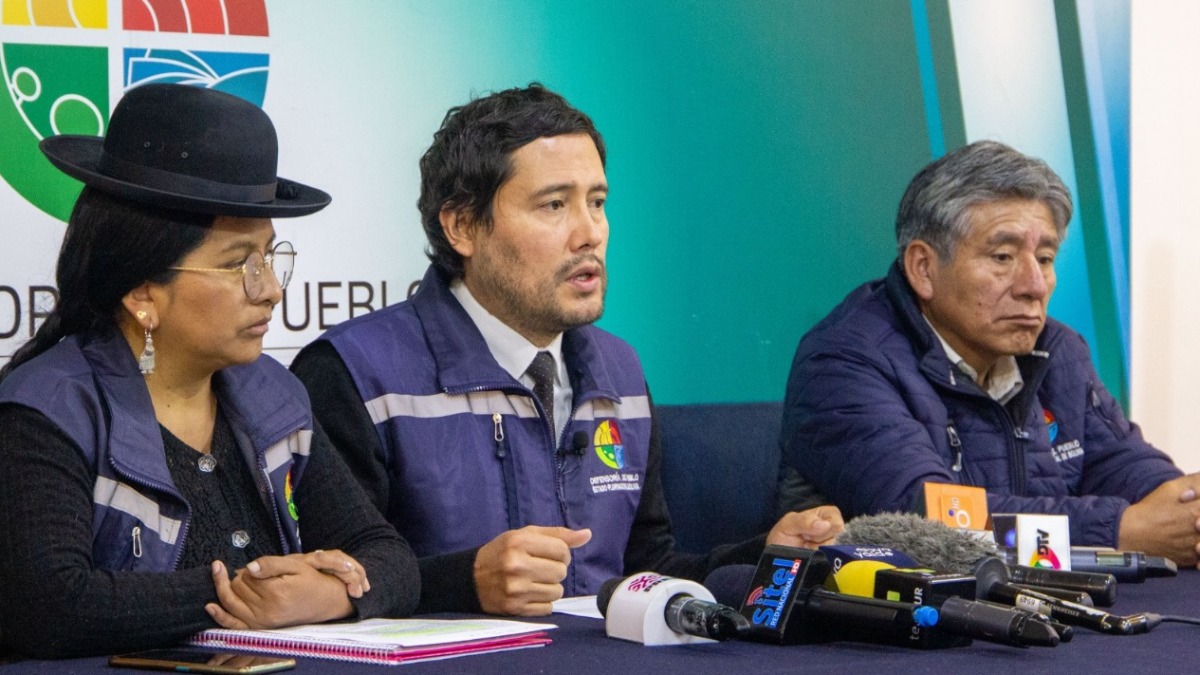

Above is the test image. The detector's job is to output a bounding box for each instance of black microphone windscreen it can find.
[703,564,757,608]
[838,512,998,574]
[597,577,623,617]
[572,430,589,452]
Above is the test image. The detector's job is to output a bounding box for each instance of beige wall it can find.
[1130,2,1200,471]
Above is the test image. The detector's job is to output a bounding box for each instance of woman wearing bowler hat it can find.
[0,84,419,659]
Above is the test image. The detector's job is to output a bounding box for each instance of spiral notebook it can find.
[189,618,555,665]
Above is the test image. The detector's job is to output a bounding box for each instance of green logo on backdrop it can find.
[0,44,105,220]
[1,0,271,221]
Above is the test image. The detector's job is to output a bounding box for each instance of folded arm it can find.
[0,404,216,658]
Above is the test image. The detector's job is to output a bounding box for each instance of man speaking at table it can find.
[292,84,842,616]
[779,140,1200,566]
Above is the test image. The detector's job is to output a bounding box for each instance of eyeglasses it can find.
[169,241,296,301]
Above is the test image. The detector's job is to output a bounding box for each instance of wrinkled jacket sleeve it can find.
[1012,332,1182,545]
[1067,332,1178,503]
[782,343,961,520]
[983,331,1181,546]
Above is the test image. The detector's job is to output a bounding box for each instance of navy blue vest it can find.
[0,329,312,571]
[321,267,653,595]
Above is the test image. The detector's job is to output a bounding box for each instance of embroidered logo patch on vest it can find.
[285,470,299,522]
[594,419,625,470]
[1045,408,1084,463]
[1043,408,1058,443]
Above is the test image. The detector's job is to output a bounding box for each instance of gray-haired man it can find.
[780,140,1200,566]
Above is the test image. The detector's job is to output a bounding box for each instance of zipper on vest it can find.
[493,413,520,530]
[111,468,188,571]
[947,425,963,472]
[234,425,295,556]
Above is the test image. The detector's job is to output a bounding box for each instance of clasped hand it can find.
[766,505,845,549]
[1120,472,1200,567]
[474,525,593,616]
[206,549,368,629]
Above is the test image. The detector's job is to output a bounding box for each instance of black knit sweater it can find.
[0,402,420,659]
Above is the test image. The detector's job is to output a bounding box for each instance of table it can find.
[5,570,1198,674]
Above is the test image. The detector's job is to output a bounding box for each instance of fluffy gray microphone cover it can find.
[836,512,999,574]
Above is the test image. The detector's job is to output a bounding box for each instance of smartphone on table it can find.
[108,648,295,673]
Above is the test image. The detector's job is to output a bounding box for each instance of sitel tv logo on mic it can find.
[745,557,803,629]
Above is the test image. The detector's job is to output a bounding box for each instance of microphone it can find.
[558,431,590,457]
[598,573,750,645]
[839,515,1159,635]
[1069,547,1178,582]
[711,547,954,649]
[841,512,1118,606]
[938,596,1064,647]
[1003,553,1118,606]
[832,560,1061,647]
[996,583,1161,635]
[1010,583,1094,606]
[839,512,999,572]
[972,555,1159,635]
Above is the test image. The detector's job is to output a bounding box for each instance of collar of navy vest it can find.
[412,266,623,402]
[84,329,177,490]
[561,325,622,402]
[215,359,312,452]
[80,328,310,488]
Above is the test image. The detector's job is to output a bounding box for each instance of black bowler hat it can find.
[39,83,330,217]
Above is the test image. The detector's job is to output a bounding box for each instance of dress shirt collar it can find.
[450,279,565,386]
[923,315,1023,404]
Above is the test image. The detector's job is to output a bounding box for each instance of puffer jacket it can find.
[781,262,1180,546]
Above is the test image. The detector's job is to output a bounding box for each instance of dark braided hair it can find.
[0,187,212,382]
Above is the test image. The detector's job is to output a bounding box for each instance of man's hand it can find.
[1119,472,1200,567]
[766,505,845,549]
[205,556,356,629]
[474,526,592,616]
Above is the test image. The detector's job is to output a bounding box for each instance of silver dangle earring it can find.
[136,311,155,375]
[139,327,155,375]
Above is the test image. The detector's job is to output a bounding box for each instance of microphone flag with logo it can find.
[732,545,964,649]
[598,572,749,646]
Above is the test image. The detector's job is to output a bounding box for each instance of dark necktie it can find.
[526,351,556,435]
